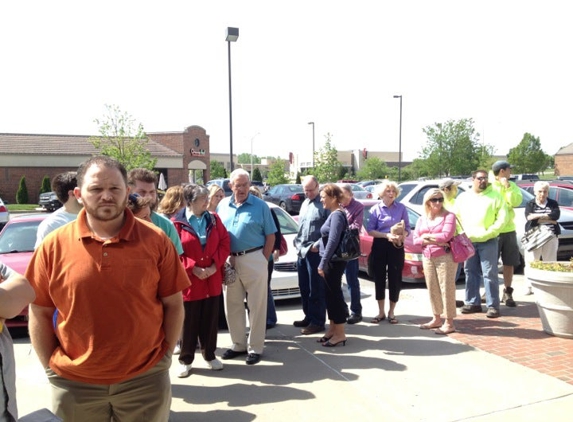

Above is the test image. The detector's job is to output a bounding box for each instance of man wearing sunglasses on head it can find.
[454,169,508,319]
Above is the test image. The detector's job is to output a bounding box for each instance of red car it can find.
[357,199,425,283]
[0,213,47,328]
[519,181,573,210]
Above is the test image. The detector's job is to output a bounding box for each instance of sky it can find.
[1,0,572,163]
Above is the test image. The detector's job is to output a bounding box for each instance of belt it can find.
[231,246,263,256]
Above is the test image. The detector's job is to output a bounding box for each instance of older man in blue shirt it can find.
[217,169,276,365]
[293,175,330,334]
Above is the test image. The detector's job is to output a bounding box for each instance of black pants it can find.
[371,238,404,303]
[324,260,348,324]
[180,295,220,365]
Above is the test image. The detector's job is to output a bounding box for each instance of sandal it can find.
[316,335,332,343]
[370,315,386,323]
[388,315,399,324]
[435,327,456,335]
[420,323,441,330]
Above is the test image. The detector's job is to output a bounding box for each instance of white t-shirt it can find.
[34,208,78,249]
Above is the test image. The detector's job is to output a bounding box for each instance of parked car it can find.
[38,191,62,212]
[263,184,305,214]
[357,199,425,283]
[205,179,233,197]
[0,213,48,328]
[0,197,9,229]
[268,203,300,299]
[557,176,573,181]
[510,174,540,182]
[336,183,373,200]
[357,180,385,188]
[520,181,573,210]
[396,179,573,267]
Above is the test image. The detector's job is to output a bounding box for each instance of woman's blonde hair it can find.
[208,184,224,198]
[423,188,445,216]
[157,185,185,216]
[375,180,401,200]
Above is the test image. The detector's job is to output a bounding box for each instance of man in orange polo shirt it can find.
[26,156,189,421]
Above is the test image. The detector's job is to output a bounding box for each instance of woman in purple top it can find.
[317,184,349,347]
[367,180,410,324]
[413,189,457,334]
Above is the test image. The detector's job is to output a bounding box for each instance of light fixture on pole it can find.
[226,27,239,172]
[393,95,402,182]
[250,132,260,180]
[308,122,315,168]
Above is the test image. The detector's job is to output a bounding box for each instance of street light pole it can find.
[250,132,260,180]
[308,122,315,168]
[226,27,239,172]
[393,95,402,182]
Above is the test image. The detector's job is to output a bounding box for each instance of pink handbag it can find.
[449,217,475,263]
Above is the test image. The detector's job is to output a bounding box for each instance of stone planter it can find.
[527,265,573,339]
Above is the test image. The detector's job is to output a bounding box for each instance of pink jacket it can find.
[413,212,456,259]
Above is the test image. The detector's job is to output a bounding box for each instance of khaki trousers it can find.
[422,253,458,319]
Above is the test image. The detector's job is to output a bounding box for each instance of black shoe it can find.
[455,300,464,308]
[461,305,483,314]
[246,353,261,365]
[502,287,516,307]
[221,349,248,360]
[293,318,310,328]
[347,314,362,324]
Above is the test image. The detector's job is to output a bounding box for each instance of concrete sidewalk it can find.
[13,274,573,421]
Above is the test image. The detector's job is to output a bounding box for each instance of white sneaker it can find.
[207,358,224,371]
[177,363,192,378]
[173,344,181,355]
[525,287,534,296]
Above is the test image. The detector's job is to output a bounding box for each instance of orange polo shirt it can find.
[26,208,190,384]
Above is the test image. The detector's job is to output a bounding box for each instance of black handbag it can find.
[331,213,361,262]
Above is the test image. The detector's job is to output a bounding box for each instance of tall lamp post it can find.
[308,121,315,168]
[250,132,260,180]
[226,27,239,172]
[393,95,402,181]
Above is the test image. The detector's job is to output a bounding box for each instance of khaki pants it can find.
[422,253,458,319]
[46,353,172,422]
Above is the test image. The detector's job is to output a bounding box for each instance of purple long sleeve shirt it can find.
[366,200,410,236]
[342,197,364,231]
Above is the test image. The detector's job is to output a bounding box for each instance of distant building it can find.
[554,144,573,176]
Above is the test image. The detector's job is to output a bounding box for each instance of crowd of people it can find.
[0,156,551,421]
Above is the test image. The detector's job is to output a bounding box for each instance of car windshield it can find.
[0,220,41,253]
[396,183,417,202]
[271,207,299,235]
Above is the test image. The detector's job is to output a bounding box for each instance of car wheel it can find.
[279,201,287,211]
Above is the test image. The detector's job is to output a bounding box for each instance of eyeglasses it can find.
[474,177,487,181]
[429,197,444,203]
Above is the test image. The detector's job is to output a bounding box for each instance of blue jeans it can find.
[345,258,362,316]
[297,251,326,327]
[464,238,500,308]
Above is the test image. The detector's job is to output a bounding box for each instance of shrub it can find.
[16,175,29,204]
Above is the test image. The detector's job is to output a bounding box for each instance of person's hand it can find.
[273,250,280,261]
[500,177,509,188]
[318,268,325,278]
[310,245,318,253]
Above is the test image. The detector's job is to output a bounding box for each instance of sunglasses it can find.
[474,177,487,181]
[429,197,444,203]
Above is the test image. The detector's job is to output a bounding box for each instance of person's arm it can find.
[160,292,184,353]
[29,304,58,368]
[263,233,276,261]
[0,272,36,319]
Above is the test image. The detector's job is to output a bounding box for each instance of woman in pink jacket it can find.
[413,188,457,335]
[172,184,231,377]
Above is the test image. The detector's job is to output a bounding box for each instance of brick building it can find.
[0,126,212,203]
[555,143,573,176]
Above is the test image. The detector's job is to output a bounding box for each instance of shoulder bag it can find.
[521,224,554,252]
[279,234,288,256]
[331,211,361,262]
[449,216,475,263]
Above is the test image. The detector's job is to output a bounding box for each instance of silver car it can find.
[0,197,9,229]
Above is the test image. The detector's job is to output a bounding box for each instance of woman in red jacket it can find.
[172,184,231,377]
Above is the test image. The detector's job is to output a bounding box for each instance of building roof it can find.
[0,133,181,157]
[556,143,573,155]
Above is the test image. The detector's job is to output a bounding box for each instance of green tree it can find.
[295,172,301,184]
[90,104,157,171]
[238,153,260,164]
[507,133,548,173]
[421,118,490,177]
[210,160,227,179]
[16,175,29,204]
[266,160,289,186]
[356,157,389,180]
[313,133,342,183]
[40,176,51,194]
[252,167,263,182]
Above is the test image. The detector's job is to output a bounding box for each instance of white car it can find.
[268,203,300,300]
[396,179,573,267]
[0,197,9,229]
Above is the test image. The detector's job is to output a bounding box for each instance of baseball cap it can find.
[438,178,461,190]
[492,160,512,172]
